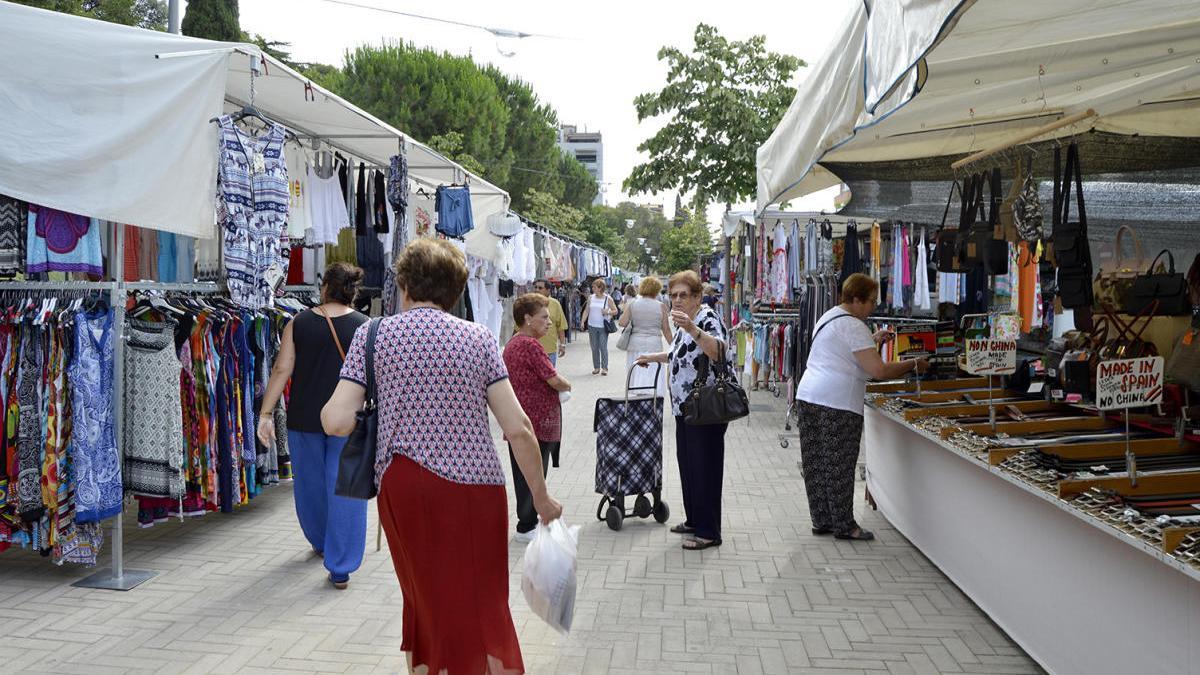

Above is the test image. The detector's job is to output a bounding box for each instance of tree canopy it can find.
[12,0,166,29]
[625,23,803,207]
[180,0,239,41]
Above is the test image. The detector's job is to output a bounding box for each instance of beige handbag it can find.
[1093,225,1148,312]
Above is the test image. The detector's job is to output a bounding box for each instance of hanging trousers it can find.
[796,400,864,533]
[506,440,558,534]
[288,430,368,582]
[588,326,609,369]
[675,417,727,541]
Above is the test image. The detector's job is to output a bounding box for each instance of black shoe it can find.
[811,527,833,535]
[835,526,875,541]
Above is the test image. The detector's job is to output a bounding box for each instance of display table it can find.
[865,405,1200,675]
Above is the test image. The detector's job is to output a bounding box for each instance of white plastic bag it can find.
[521,519,580,634]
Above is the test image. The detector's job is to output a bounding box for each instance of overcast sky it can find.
[231,0,854,220]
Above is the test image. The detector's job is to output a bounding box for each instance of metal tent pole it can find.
[74,223,155,591]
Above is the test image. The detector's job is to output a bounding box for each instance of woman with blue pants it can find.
[257,263,369,589]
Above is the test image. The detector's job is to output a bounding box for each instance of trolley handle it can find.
[625,362,663,403]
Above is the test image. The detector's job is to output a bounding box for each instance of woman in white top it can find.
[618,276,672,394]
[582,278,618,375]
[796,273,929,541]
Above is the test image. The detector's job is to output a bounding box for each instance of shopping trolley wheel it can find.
[780,438,790,449]
[652,500,670,524]
[633,495,652,518]
[773,388,781,398]
[605,505,624,531]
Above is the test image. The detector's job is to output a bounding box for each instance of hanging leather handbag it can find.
[334,318,381,500]
[1093,224,1147,312]
[959,169,1008,274]
[1128,250,1191,316]
[681,344,750,426]
[1053,144,1095,309]
[935,180,963,272]
[1166,326,1200,392]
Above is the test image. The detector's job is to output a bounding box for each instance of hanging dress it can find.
[915,227,932,311]
[70,309,122,523]
[216,116,290,310]
[124,323,184,498]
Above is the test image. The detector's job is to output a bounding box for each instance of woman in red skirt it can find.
[323,239,563,674]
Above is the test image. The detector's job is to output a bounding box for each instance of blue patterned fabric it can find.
[434,185,473,238]
[216,116,290,309]
[70,310,122,523]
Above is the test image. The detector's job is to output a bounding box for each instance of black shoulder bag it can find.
[935,179,962,272]
[1053,143,1095,309]
[335,318,381,500]
[1129,249,1190,316]
[681,335,749,426]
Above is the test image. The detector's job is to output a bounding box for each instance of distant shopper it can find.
[322,239,562,673]
[619,276,671,395]
[505,293,572,542]
[636,270,730,551]
[531,279,568,365]
[257,262,368,590]
[796,273,929,541]
[582,278,618,375]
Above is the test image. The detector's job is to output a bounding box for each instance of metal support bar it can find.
[950,108,1098,171]
[125,282,224,293]
[0,281,116,291]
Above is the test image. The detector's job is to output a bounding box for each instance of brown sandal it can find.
[682,537,722,551]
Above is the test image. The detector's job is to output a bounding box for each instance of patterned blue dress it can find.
[216,116,290,309]
[70,309,122,523]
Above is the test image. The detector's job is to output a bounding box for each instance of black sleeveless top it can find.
[287,308,369,433]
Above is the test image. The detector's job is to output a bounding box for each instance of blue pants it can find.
[548,352,558,367]
[675,417,727,541]
[588,326,609,369]
[288,431,367,582]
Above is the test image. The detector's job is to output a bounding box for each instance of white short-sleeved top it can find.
[796,307,876,415]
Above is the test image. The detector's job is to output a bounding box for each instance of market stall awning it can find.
[0,0,508,255]
[757,0,1200,211]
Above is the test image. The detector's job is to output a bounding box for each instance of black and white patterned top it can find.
[668,305,729,418]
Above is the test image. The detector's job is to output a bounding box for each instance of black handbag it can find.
[1052,144,1095,308]
[958,169,1008,274]
[935,180,962,272]
[681,345,749,426]
[335,318,380,500]
[1128,250,1190,316]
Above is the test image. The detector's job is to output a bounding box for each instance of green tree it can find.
[480,66,562,212]
[625,23,803,208]
[658,207,713,274]
[558,150,599,210]
[426,131,487,178]
[328,43,509,184]
[521,188,586,240]
[180,0,239,41]
[13,0,166,29]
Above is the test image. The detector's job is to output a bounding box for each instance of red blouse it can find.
[503,335,561,442]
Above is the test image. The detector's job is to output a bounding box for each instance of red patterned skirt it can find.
[378,455,524,674]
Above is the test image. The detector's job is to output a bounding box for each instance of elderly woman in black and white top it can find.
[636,270,729,551]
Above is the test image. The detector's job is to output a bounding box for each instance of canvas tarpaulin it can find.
[0,0,509,258]
[757,0,1200,211]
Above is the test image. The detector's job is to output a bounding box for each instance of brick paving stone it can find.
[0,338,1042,674]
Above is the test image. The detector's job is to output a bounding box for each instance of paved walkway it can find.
[1,335,1039,674]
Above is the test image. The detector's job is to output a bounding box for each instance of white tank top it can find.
[588,295,607,327]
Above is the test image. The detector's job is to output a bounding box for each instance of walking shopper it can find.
[619,276,671,395]
[505,293,572,543]
[321,239,562,675]
[796,273,929,541]
[636,270,730,551]
[256,262,368,590]
[532,279,568,365]
[583,277,617,375]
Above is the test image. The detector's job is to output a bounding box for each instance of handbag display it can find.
[1052,144,1094,309]
[334,318,381,500]
[1128,250,1191,316]
[1093,225,1147,312]
[1166,326,1200,392]
[958,169,1008,274]
[681,345,749,426]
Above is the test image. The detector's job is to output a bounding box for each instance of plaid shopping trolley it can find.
[593,364,669,531]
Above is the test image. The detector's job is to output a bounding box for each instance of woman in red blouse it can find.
[504,293,573,543]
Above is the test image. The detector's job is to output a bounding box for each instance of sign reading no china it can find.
[964,339,1017,375]
[1096,356,1165,411]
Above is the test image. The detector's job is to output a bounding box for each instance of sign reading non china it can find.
[1096,356,1165,411]
[964,339,1017,375]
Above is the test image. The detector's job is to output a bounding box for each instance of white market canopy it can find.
[0,0,509,260]
[757,0,1200,212]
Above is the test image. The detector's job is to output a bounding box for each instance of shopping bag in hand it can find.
[521,519,580,634]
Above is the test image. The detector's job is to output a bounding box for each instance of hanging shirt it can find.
[915,226,931,311]
[870,222,882,280]
[891,225,905,309]
[771,223,789,302]
[26,205,103,276]
[804,219,818,273]
[285,145,312,239]
[307,165,351,245]
[0,195,27,276]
